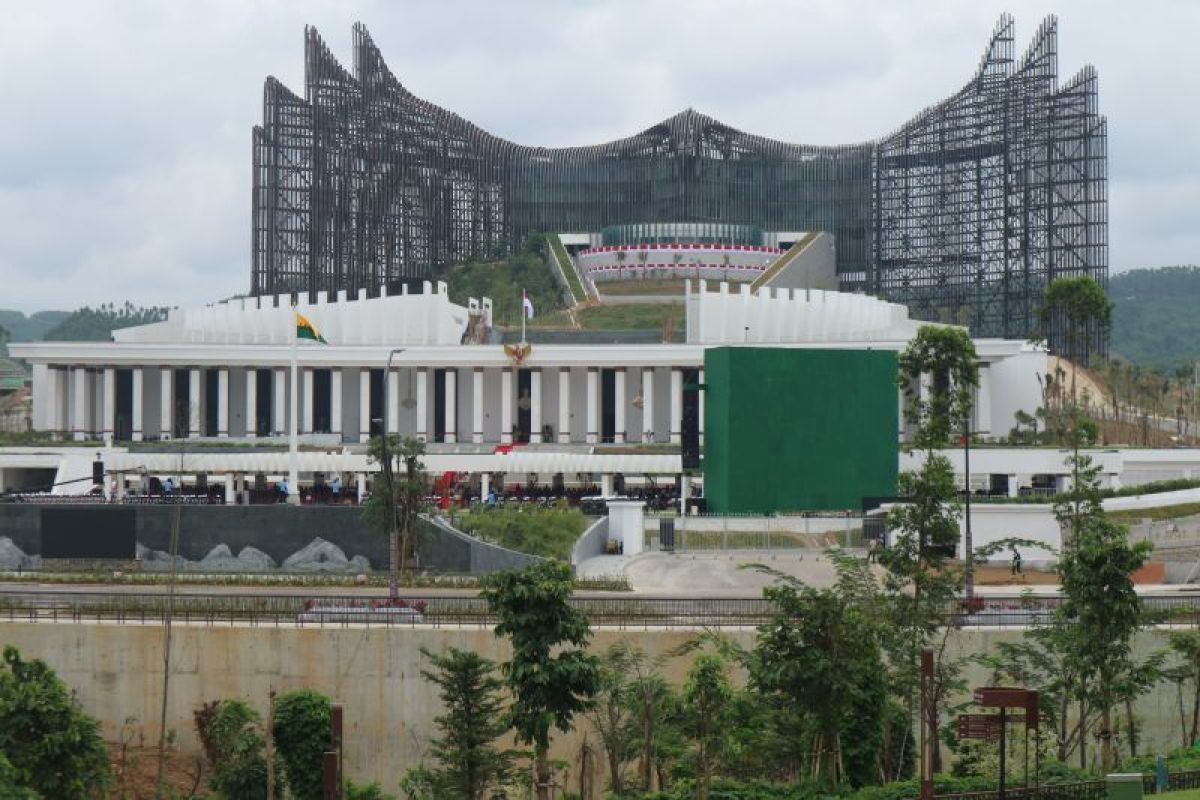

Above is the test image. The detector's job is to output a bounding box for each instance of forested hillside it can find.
[0,310,70,342]
[1110,266,1200,370]
[42,302,169,342]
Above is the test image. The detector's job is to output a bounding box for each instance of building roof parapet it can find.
[108,282,487,348]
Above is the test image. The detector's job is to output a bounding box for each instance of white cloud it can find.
[0,0,1195,311]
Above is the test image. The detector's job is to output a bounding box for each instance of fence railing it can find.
[6,591,1200,629]
[935,780,1105,800]
[935,769,1200,800]
[0,591,782,629]
[644,512,865,552]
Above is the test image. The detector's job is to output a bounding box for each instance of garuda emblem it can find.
[503,342,532,365]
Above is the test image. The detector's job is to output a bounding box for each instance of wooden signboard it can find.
[973,687,1034,708]
[957,713,1003,741]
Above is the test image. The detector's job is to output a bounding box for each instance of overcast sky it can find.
[1,0,1196,312]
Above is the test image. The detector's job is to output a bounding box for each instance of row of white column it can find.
[48,364,698,445]
[376,366,691,445]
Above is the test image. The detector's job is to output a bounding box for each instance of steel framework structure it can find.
[252,16,1106,353]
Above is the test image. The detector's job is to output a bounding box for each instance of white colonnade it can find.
[39,361,694,446]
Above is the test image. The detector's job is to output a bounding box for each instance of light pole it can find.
[380,348,405,600]
[963,416,974,602]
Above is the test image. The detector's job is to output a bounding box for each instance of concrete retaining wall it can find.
[423,515,543,573]
[570,517,609,565]
[0,623,1187,787]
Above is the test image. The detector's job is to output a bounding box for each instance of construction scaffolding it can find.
[251,15,1107,355]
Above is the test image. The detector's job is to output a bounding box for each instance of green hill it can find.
[0,310,70,342]
[42,303,170,342]
[1110,266,1200,371]
[436,234,568,328]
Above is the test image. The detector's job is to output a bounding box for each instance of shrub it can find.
[0,645,111,799]
[454,502,587,559]
[272,689,332,800]
[194,698,279,799]
[347,780,395,800]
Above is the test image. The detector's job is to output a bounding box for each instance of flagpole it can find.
[521,288,526,344]
[288,304,300,505]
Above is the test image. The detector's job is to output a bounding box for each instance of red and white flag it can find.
[522,289,535,319]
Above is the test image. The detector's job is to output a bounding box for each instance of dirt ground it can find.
[973,563,1060,586]
[109,745,207,799]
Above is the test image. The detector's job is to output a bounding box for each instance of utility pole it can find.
[155,437,186,799]
[963,418,974,601]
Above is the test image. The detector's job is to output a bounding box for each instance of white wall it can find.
[959,504,1061,564]
[986,347,1047,438]
[686,280,917,344]
[113,281,478,348]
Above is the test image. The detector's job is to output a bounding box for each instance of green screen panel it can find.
[703,347,898,513]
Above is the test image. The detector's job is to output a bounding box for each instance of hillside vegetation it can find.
[1111,266,1200,370]
[437,234,567,328]
[532,302,683,331]
[43,302,169,342]
[0,310,70,342]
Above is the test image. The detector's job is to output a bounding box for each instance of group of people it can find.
[274,474,346,504]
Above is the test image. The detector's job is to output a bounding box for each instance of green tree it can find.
[1167,631,1200,747]
[194,698,280,800]
[43,303,169,341]
[897,325,979,449]
[1042,276,1114,504]
[271,689,332,800]
[975,630,1083,764]
[363,435,428,599]
[750,582,886,789]
[0,753,36,800]
[415,646,517,800]
[1055,500,1153,772]
[634,680,686,792]
[480,561,601,800]
[682,653,734,800]
[1042,275,1113,368]
[586,643,638,793]
[625,658,680,792]
[0,645,110,799]
[886,324,978,776]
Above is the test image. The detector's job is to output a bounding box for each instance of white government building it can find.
[6,280,1047,497]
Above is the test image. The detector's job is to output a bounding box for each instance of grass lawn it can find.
[1157,790,1200,800]
[1109,503,1200,523]
[526,302,684,331]
[578,303,682,329]
[596,279,688,296]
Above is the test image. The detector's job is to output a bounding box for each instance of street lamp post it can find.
[963,416,974,602]
[380,348,406,600]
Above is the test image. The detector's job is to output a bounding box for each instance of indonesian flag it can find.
[522,289,535,319]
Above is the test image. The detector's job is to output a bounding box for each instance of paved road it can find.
[575,550,872,595]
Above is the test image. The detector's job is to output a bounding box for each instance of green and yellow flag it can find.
[295,312,327,343]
